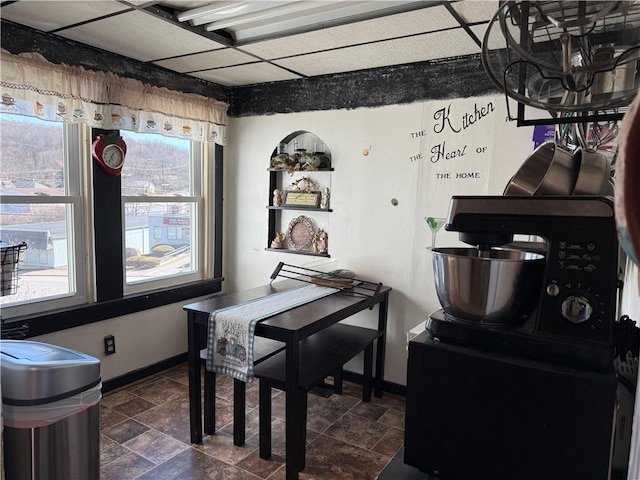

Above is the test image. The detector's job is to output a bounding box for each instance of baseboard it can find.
[102,353,187,394]
[101,353,406,398]
[342,370,406,397]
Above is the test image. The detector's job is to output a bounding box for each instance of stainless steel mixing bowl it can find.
[503,141,580,196]
[572,148,611,195]
[432,247,546,325]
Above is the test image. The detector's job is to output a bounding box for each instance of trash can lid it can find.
[1,340,101,405]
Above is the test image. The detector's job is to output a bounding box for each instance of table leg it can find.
[259,380,272,459]
[204,370,216,435]
[375,293,389,398]
[298,388,308,471]
[285,338,302,480]
[363,342,373,402]
[233,379,246,446]
[188,313,203,444]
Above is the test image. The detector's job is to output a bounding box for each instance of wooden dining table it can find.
[183,279,391,480]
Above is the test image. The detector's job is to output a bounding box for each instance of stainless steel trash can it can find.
[1,340,101,480]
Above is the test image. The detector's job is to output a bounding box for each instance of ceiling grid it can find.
[0,0,498,86]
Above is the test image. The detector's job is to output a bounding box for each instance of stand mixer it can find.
[404,195,620,480]
[426,194,619,371]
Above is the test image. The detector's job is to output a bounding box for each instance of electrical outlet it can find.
[104,335,116,355]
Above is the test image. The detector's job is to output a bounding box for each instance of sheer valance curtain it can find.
[0,48,228,145]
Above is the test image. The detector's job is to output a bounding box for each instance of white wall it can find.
[31,94,536,387]
[225,94,536,386]
[34,298,207,381]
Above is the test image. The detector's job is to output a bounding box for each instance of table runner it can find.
[206,284,338,383]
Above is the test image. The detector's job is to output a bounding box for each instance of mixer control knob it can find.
[546,284,560,296]
[561,295,593,324]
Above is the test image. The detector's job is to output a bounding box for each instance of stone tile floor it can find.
[100,363,406,479]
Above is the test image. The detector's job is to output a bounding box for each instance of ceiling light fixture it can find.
[176,1,253,23]
[211,0,428,43]
[213,5,250,15]
[203,0,331,31]
[178,0,436,44]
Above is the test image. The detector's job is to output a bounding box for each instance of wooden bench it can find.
[253,323,381,470]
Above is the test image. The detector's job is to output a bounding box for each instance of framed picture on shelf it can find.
[286,216,315,251]
[284,190,321,208]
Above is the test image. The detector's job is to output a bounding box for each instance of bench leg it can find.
[259,380,272,459]
[204,369,216,435]
[362,342,373,402]
[333,368,343,395]
[233,379,246,446]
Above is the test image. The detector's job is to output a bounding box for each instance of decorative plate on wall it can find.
[286,215,315,251]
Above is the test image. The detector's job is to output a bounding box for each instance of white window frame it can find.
[0,122,90,319]
[122,140,213,295]
[1,119,218,317]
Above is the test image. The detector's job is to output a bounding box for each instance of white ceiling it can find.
[0,0,500,87]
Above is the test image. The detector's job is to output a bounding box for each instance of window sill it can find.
[3,278,223,338]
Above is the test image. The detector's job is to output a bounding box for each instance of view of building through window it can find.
[0,114,202,311]
[0,114,78,307]
[120,131,198,287]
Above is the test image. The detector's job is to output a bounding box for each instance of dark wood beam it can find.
[0,19,229,103]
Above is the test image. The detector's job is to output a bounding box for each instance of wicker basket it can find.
[1,243,27,296]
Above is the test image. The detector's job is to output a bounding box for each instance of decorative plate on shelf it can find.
[286,215,315,251]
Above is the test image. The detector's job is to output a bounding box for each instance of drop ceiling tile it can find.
[475,19,509,51]
[239,5,459,60]
[0,1,130,32]
[58,10,225,62]
[189,63,301,86]
[273,29,480,77]
[154,49,257,73]
[472,23,504,50]
[451,1,500,23]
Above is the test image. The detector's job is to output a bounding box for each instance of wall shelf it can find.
[266,131,333,257]
[268,168,335,172]
[264,248,330,257]
[267,206,333,213]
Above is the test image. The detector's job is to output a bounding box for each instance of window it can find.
[0,115,222,330]
[121,131,208,293]
[0,114,88,317]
